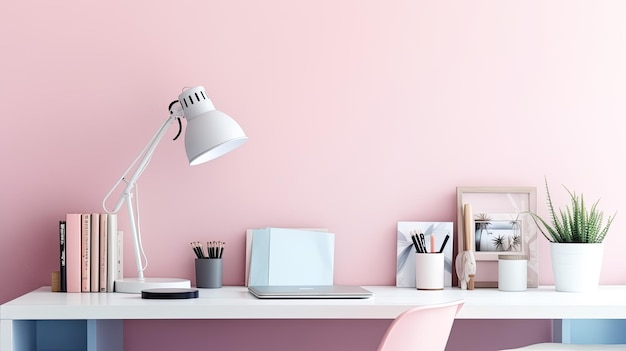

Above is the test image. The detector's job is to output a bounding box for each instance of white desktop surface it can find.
[2,285,626,320]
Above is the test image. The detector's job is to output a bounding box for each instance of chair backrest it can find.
[376,299,465,351]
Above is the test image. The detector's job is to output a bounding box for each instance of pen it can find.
[419,233,426,253]
[411,230,426,253]
[411,234,420,253]
[439,234,450,253]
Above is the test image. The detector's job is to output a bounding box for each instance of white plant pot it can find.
[550,242,604,292]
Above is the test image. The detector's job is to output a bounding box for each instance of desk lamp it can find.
[103,86,247,293]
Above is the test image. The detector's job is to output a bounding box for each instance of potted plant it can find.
[531,178,616,292]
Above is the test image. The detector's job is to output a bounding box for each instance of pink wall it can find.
[2,1,625,350]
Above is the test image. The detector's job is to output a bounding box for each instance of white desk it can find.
[2,285,626,350]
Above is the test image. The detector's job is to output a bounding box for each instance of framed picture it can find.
[457,187,538,288]
[396,222,453,288]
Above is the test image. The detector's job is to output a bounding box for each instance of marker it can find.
[439,234,450,253]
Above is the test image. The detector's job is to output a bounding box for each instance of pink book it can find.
[81,214,91,292]
[90,213,100,292]
[65,213,82,293]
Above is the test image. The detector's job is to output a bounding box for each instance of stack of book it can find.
[57,213,123,292]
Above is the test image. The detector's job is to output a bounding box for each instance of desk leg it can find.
[1,320,37,351]
[551,319,569,343]
[557,319,626,344]
[0,320,11,351]
[87,320,123,351]
[0,320,123,351]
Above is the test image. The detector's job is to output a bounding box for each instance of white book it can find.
[106,214,123,292]
[116,230,124,283]
[99,214,108,292]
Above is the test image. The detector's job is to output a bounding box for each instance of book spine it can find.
[81,214,91,292]
[99,214,108,292]
[116,230,124,283]
[59,220,67,292]
[106,214,118,292]
[65,214,81,293]
[90,213,100,292]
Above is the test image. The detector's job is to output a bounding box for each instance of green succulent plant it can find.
[531,177,616,243]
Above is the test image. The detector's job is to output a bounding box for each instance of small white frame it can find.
[457,186,538,288]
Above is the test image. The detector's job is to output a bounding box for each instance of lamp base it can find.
[114,277,191,294]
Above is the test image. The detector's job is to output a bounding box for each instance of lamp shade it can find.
[178,86,248,166]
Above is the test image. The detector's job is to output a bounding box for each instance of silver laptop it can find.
[248,285,374,299]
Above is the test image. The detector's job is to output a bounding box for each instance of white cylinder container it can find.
[415,253,444,290]
[498,255,527,292]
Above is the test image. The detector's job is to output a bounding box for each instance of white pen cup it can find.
[195,258,222,288]
[415,252,444,290]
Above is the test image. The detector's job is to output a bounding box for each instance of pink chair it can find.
[500,343,626,350]
[377,300,465,351]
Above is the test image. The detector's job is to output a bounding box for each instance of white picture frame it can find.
[457,186,538,288]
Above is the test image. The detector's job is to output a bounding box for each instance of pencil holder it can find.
[195,258,222,288]
[415,253,444,290]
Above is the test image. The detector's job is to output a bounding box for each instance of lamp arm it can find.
[102,109,182,281]
[103,113,181,214]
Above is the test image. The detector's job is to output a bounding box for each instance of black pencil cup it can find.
[195,258,222,288]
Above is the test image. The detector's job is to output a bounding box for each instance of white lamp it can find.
[103,86,247,293]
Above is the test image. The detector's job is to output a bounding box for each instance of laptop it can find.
[248,285,374,299]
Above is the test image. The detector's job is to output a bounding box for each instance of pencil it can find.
[430,234,436,253]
